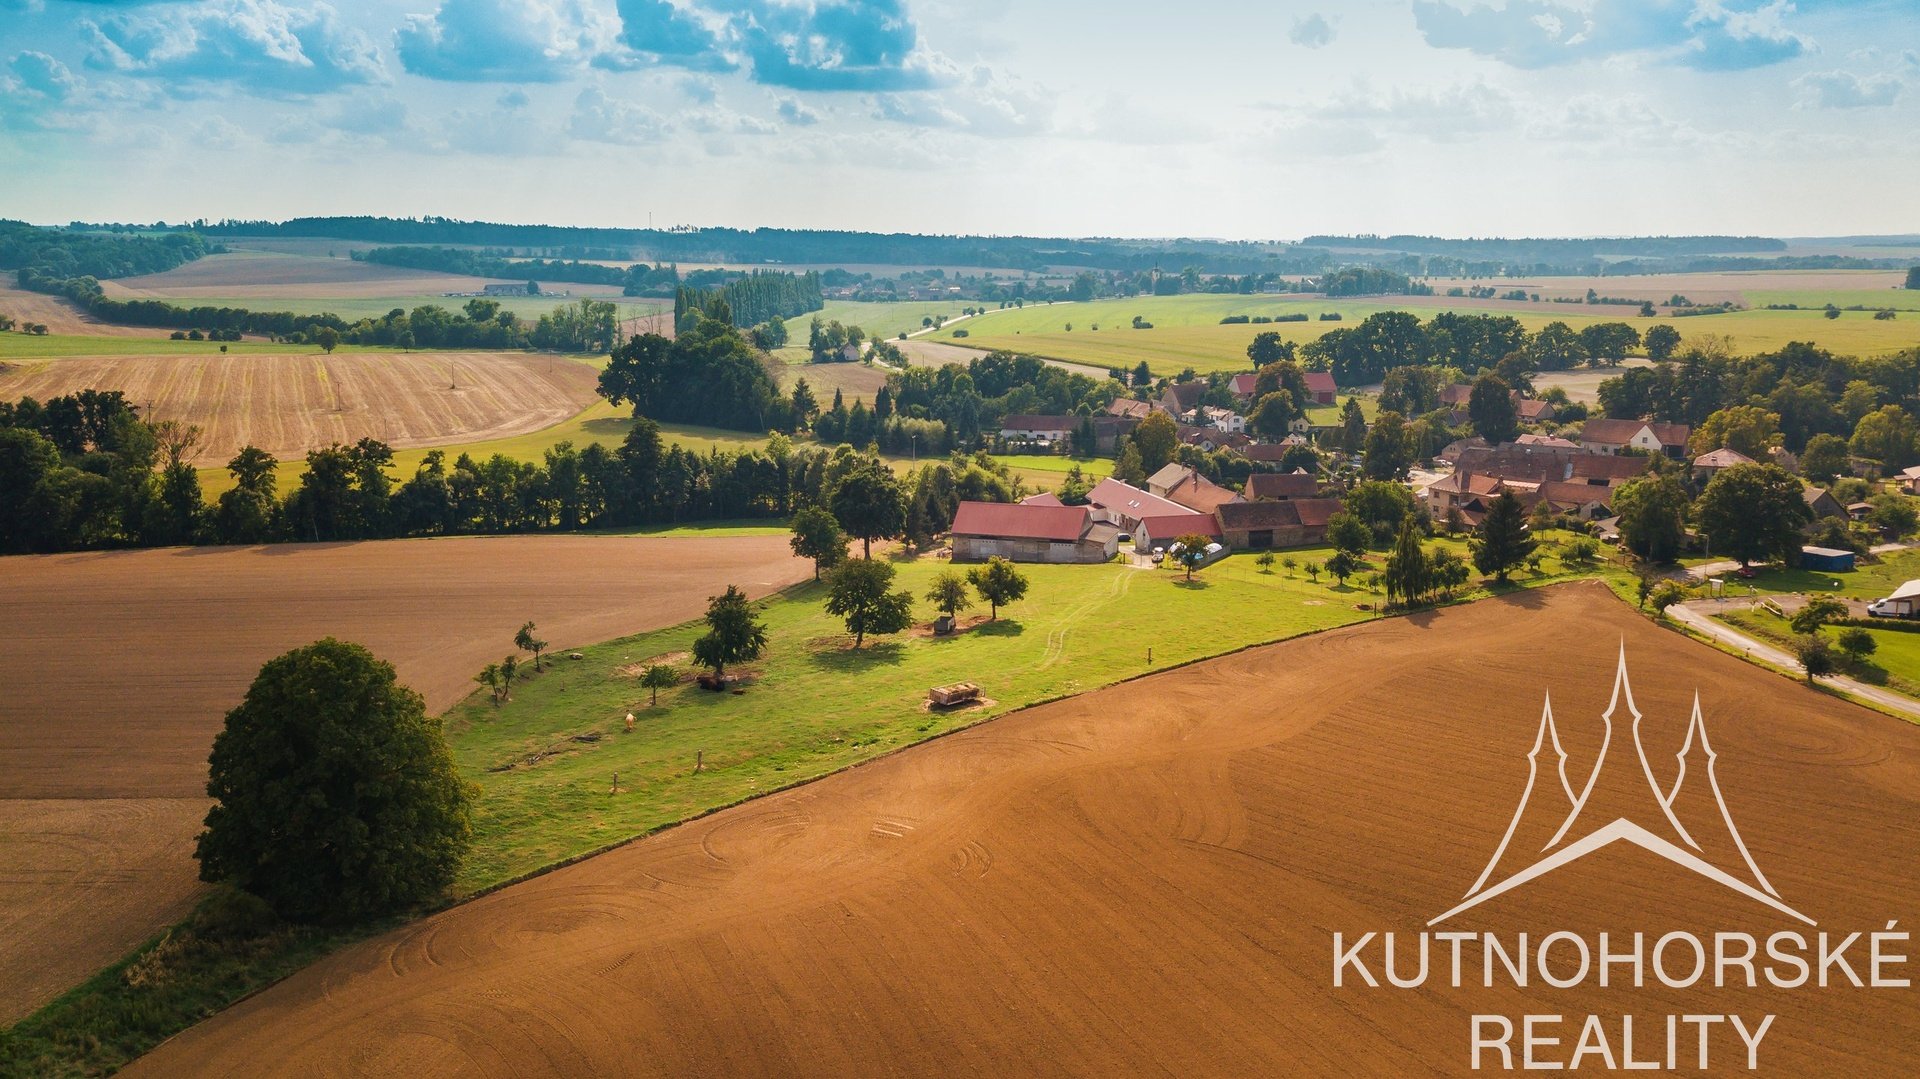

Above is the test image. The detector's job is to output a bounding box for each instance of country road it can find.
[1667,600,1920,719]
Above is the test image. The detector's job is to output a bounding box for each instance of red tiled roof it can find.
[1165,474,1243,514]
[999,414,1075,431]
[1244,443,1293,462]
[949,501,1090,542]
[1230,373,1259,396]
[1215,497,1343,530]
[1304,371,1336,395]
[1580,418,1691,447]
[1088,478,1199,520]
[1245,472,1320,500]
[1138,513,1221,541]
[1107,398,1153,420]
[1020,492,1064,506]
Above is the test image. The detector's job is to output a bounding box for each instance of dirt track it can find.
[0,352,602,465]
[0,535,809,1023]
[122,582,1920,1075]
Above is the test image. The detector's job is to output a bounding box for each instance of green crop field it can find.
[934,294,1920,379]
[441,538,1601,891]
[781,299,977,345]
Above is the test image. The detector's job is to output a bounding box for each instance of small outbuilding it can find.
[1800,545,1856,573]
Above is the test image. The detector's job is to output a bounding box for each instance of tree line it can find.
[671,271,823,329]
[0,220,212,280]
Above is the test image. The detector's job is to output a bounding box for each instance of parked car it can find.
[1115,533,1131,544]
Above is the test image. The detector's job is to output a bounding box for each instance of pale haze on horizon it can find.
[1,0,1917,239]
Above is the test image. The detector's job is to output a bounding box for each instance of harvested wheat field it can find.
[102,252,495,300]
[0,534,809,1023]
[0,352,601,465]
[0,285,170,338]
[124,582,1920,1076]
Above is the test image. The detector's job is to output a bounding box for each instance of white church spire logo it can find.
[1430,644,1814,927]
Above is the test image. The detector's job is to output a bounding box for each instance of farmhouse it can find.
[1244,471,1321,500]
[1087,477,1201,532]
[1214,498,1341,550]
[1578,418,1691,457]
[1147,465,1243,514]
[1803,485,1847,520]
[1228,373,1259,400]
[1514,433,1580,450]
[1160,382,1206,418]
[1200,406,1245,434]
[1692,447,1756,477]
[1244,443,1298,465]
[1135,513,1222,553]
[1106,398,1154,421]
[948,501,1117,564]
[999,415,1075,443]
[1304,371,1337,405]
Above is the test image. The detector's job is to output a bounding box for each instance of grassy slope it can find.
[1706,549,1920,603]
[445,535,1597,891]
[1716,606,1920,698]
[935,294,1920,378]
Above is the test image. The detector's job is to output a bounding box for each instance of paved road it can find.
[1667,600,1920,719]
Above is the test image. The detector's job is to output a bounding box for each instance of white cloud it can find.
[83,0,387,96]
[776,95,821,125]
[396,0,620,82]
[1794,69,1904,109]
[1290,13,1335,49]
[567,84,670,143]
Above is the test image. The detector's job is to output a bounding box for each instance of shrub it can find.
[1836,626,1877,660]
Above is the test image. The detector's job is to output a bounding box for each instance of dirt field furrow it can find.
[119,583,1920,1076]
[0,352,602,464]
[0,534,810,1023]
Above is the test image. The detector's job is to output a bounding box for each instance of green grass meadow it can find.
[935,294,1920,378]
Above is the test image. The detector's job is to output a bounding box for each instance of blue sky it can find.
[1,0,1916,238]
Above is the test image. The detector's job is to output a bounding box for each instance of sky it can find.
[1,0,1917,240]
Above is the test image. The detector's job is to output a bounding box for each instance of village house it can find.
[1243,443,1298,466]
[1214,498,1342,550]
[1514,433,1580,450]
[1803,485,1847,521]
[948,501,1118,564]
[1692,447,1756,478]
[1244,470,1321,500]
[1577,418,1691,457]
[1160,381,1206,419]
[1426,444,1650,524]
[998,415,1075,444]
[1304,371,1336,405]
[1087,477,1202,533]
[1201,406,1245,434]
[1106,398,1154,421]
[1135,512,1222,553]
[1228,373,1259,400]
[1147,464,1243,514]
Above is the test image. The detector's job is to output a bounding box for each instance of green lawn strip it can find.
[1705,549,1920,603]
[1714,606,1920,700]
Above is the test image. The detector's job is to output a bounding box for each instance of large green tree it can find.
[1362,409,1416,480]
[788,504,847,579]
[1694,463,1812,568]
[1467,373,1520,444]
[1248,390,1300,440]
[1131,411,1179,475]
[1612,471,1689,563]
[825,558,914,648]
[1471,491,1535,583]
[1850,405,1920,468]
[830,457,906,558]
[967,556,1029,619]
[195,639,473,923]
[1643,324,1681,361]
[693,586,769,681]
[1383,520,1432,607]
[1689,405,1780,458]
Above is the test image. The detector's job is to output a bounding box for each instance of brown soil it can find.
[0,534,809,1023]
[121,582,1920,1075]
[101,253,495,300]
[0,352,601,465]
[0,285,172,338]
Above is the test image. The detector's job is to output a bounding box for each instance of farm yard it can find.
[0,533,810,1025]
[0,352,604,465]
[110,583,1920,1077]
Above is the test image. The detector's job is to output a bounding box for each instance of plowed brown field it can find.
[0,535,809,1023]
[122,582,1920,1076]
[0,285,168,338]
[0,352,601,465]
